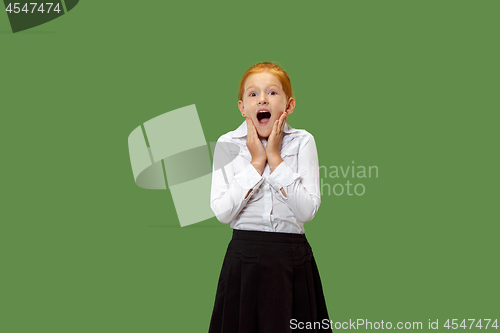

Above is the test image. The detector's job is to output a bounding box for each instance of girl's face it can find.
[238,71,295,139]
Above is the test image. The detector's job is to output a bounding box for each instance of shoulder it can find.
[216,132,232,143]
[288,127,316,146]
[215,120,248,143]
[281,127,317,157]
[214,129,245,156]
[214,130,235,148]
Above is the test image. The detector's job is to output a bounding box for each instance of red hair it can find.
[238,62,294,101]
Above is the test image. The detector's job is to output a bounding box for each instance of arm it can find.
[268,157,287,197]
[210,140,265,224]
[245,160,265,198]
[266,134,321,223]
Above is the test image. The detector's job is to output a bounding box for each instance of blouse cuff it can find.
[267,161,300,195]
[234,163,264,191]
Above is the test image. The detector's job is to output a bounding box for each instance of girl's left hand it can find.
[265,111,287,161]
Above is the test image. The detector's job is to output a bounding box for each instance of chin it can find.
[257,132,271,139]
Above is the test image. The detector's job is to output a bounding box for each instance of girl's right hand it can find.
[246,118,267,166]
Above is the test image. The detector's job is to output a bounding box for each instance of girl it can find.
[209,62,331,333]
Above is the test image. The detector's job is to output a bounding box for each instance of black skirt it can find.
[209,229,332,333]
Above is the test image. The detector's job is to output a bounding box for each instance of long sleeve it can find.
[210,140,265,224]
[266,134,321,223]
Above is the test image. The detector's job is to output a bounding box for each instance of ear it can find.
[285,97,296,115]
[238,100,245,116]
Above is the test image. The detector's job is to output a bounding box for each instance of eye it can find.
[269,91,277,95]
[249,92,256,97]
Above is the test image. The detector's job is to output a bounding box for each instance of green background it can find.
[1,1,498,332]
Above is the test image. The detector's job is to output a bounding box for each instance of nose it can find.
[258,93,268,104]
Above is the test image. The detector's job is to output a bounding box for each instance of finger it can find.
[281,115,287,131]
[247,118,256,136]
[252,121,261,139]
[278,113,285,131]
[280,111,286,123]
[246,119,252,138]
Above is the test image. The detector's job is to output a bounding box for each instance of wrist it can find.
[267,152,282,160]
[251,160,266,175]
[268,157,283,174]
[267,154,283,165]
[251,158,266,167]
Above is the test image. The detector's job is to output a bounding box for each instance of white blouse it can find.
[210,120,321,234]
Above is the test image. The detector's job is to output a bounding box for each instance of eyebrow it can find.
[246,84,281,91]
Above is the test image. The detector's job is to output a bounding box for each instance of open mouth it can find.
[257,111,271,125]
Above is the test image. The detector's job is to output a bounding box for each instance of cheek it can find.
[243,100,253,109]
[275,97,287,107]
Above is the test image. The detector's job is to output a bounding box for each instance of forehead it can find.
[244,71,283,90]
